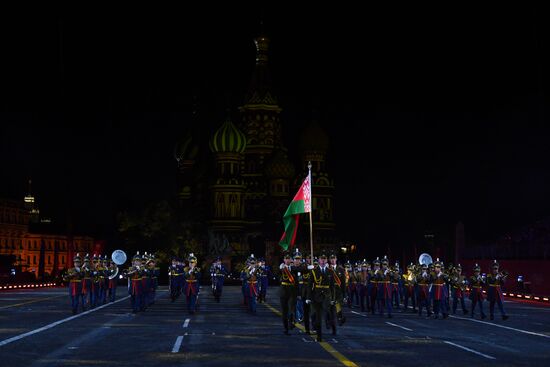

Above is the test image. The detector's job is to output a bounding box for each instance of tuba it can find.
[111,250,127,266]
[418,253,433,266]
[108,264,119,280]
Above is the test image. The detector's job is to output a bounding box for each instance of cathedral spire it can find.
[254,34,269,64]
[243,29,278,107]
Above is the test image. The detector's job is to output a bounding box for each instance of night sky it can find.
[1,4,547,251]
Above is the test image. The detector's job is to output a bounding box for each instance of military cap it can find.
[293,248,302,259]
[492,259,499,269]
[283,251,292,259]
[473,263,481,272]
[188,253,197,263]
[373,257,381,266]
[132,251,142,261]
[73,253,82,262]
[381,255,389,265]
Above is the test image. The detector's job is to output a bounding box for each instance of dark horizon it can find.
[1,4,548,253]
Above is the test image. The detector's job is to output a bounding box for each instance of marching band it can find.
[63,249,511,333]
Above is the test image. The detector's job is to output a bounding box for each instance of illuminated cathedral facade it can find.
[174,34,336,265]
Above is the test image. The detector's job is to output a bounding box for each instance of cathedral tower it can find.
[209,113,248,255]
[239,34,284,224]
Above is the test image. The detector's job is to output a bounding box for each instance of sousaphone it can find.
[418,253,433,266]
[110,250,127,279]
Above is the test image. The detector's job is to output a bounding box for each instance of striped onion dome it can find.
[174,133,199,162]
[209,116,247,154]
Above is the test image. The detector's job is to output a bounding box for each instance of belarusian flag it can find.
[279,171,311,250]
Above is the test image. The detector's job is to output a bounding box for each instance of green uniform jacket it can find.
[329,265,346,302]
[306,266,335,303]
[278,265,299,299]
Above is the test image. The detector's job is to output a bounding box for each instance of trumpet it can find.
[122,265,140,277]
[497,270,509,279]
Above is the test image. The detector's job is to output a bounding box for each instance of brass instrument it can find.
[122,265,141,278]
[418,253,433,266]
[111,250,127,265]
[108,264,119,280]
[497,270,509,280]
[63,267,81,282]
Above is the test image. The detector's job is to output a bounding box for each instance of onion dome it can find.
[209,116,247,154]
[300,118,329,153]
[174,133,199,162]
[264,149,295,178]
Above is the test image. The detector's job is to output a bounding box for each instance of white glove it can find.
[330,301,336,305]
[307,265,314,270]
[279,263,285,270]
[305,299,311,304]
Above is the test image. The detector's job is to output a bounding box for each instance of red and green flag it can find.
[279,171,311,250]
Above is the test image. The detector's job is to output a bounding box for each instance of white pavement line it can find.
[385,322,413,331]
[351,311,367,317]
[171,335,184,353]
[443,341,496,360]
[449,315,550,339]
[0,295,130,347]
[183,318,190,328]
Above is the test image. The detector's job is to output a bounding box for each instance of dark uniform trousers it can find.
[298,265,312,332]
[307,268,335,342]
[279,266,298,332]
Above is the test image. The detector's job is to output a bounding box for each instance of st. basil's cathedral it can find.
[173,34,336,267]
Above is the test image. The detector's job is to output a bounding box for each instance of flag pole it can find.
[308,161,314,265]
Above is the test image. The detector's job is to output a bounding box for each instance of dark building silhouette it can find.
[174,34,337,266]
